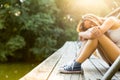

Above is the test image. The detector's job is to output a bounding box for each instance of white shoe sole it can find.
[59,68,83,74]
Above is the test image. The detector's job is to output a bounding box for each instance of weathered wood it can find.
[19,41,120,80]
[116,71,120,79]
[19,42,70,80]
[102,56,120,80]
[48,42,82,80]
[90,58,118,80]
[96,57,120,79]
[82,59,103,80]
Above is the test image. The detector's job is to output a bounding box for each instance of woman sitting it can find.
[59,14,120,74]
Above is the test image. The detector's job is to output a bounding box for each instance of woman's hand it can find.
[78,27,102,40]
[78,31,92,41]
[88,27,102,38]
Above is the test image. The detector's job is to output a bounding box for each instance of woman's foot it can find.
[59,60,82,74]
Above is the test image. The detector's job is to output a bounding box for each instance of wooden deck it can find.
[19,41,120,80]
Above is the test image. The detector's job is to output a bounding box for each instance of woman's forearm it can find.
[79,27,103,40]
[99,17,115,34]
[79,31,94,40]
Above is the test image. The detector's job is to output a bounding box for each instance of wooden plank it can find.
[47,42,76,80]
[48,42,83,80]
[19,41,120,80]
[90,58,119,80]
[71,74,83,80]
[96,58,120,79]
[116,71,120,79]
[65,42,84,80]
[101,56,120,80]
[19,42,70,80]
[82,59,103,80]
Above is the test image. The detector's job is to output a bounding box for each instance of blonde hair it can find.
[77,14,103,32]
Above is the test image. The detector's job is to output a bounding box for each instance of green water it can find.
[0,62,39,80]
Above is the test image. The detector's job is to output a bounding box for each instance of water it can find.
[0,62,39,80]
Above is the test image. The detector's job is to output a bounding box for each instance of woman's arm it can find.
[79,17,116,40]
[106,7,120,18]
[99,17,116,33]
[88,17,116,38]
[78,30,95,40]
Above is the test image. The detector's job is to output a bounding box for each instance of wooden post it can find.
[101,56,120,80]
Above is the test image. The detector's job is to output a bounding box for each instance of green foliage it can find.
[0,35,25,61]
[0,0,77,62]
[6,35,25,51]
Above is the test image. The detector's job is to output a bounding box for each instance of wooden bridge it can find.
[19,41,120,80]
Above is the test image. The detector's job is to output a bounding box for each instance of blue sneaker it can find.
[60,60,75,68]
[59,60,83,74]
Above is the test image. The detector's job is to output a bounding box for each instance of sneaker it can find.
[60,60,76,68]
[59,60,82,74]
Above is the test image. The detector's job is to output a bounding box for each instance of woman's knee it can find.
[87,39,98,47]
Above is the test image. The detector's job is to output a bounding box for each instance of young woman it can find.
[59,14,120,74]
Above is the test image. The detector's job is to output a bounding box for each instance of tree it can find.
[0,0,65,62]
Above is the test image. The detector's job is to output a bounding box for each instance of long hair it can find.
[77,14,103,32]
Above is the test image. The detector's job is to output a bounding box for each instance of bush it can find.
[0,0,77,62]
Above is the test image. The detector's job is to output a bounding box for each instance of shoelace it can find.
[64,61,75,71]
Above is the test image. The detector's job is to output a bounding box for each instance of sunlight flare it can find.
[75,0,107,9]
[72,0,110,15]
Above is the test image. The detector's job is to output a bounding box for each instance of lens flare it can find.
[73,0,110,15]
